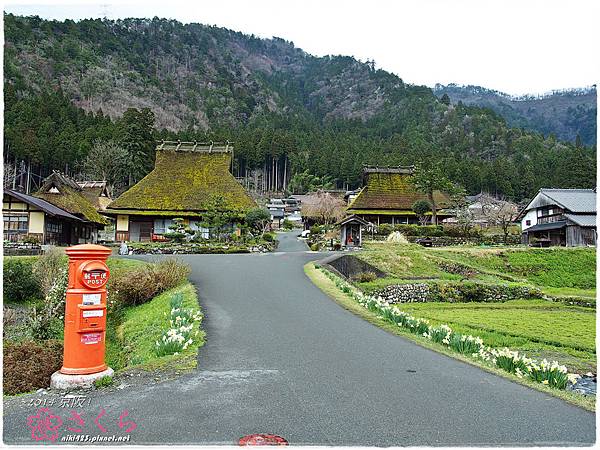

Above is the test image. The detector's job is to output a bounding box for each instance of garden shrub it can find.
[310,225,323,235]
[351,271,377,283]
[263,232,275,242]
[152,259,191,292]
[3,258,41,303]
[310,243,320,251]
[33,247,67,296]
[3,340,63,395]
[27,267,68,340]
[377,224,393,236]
[393,225,445,237]
[111,258,191,306]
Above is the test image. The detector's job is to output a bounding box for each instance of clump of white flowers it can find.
[319,267,582,391]
[156,293,203,357]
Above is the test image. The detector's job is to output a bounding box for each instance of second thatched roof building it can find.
[105,141,257,242]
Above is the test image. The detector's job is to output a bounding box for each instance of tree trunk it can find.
[283,157,287,190]
[428,191,437,225]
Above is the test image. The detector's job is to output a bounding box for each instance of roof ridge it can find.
[156,140,233,153]
[540,188,595,192]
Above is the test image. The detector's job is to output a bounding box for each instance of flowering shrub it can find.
[27,268,68,340]
[155,293,203,357]
[319,266,581,390]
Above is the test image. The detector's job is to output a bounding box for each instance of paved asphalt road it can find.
[4,231,596,445]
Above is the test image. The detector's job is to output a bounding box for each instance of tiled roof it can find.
[4,189,83,222]
[565,214,597,227]
[539,189,596,213]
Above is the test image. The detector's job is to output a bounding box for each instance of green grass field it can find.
[396,299,595,372]
[431,247,596,290]
[355,243,597,373]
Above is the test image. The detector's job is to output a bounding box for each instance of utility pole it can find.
[26,160,31,194]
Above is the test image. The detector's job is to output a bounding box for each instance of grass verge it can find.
[304,262,595,411]
[106,282,205,372]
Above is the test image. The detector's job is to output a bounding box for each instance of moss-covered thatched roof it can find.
[77,181,112,211]
[35,172,108,225]
[107,147,256,214]
[347,169,451,213]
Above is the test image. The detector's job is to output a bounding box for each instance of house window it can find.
[153,218,174,234]
[45,219,63,245]
[525,220,531,226]
[4,213,28,232]
[45,220,62,234]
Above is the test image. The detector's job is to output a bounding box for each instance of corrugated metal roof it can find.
[4,189,83,222]
[565,214,597,227]
[539,189,596,213]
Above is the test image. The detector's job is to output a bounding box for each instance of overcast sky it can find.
[4,0,599,95]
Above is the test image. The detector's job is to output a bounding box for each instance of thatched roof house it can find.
[347,166,452,225]
[25,171,108,244]
[35,172,108,226]
[77,181,112,211]
[105,141,256,242]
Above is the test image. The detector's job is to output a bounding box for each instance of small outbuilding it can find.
[338,215,372,248]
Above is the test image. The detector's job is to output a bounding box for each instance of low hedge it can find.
[375,281,543,304]
[3,340,63,395]
[126,242,275,254]
[110,259,191,307]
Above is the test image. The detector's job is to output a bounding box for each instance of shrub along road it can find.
[3,232,595,445]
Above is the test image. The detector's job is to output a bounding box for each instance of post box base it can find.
[50,367,114,390]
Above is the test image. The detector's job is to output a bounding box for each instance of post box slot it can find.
[76,304,107,334]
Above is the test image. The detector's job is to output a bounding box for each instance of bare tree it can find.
[302,191,346,225]
[454,204,476,238]
[480,194,519,244]
[82,140,128,197]
[3,162,17,189]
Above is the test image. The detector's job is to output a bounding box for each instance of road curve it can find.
[3,232,595,445]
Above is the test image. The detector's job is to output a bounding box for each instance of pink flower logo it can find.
[27,408,63,442]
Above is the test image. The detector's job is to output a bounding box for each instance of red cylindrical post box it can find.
[60,244,111,375]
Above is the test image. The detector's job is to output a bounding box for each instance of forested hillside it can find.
[433,84,597,146]
[4,14,596,201]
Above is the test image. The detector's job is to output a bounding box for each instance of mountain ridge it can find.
[3,14,596,201]
[433,84,596,145]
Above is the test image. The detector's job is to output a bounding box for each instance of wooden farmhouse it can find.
[3,171,108,245]
[105,141,257,242]
[346,166,453,225]
[33,172,108,243]
[518,188,596,247]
